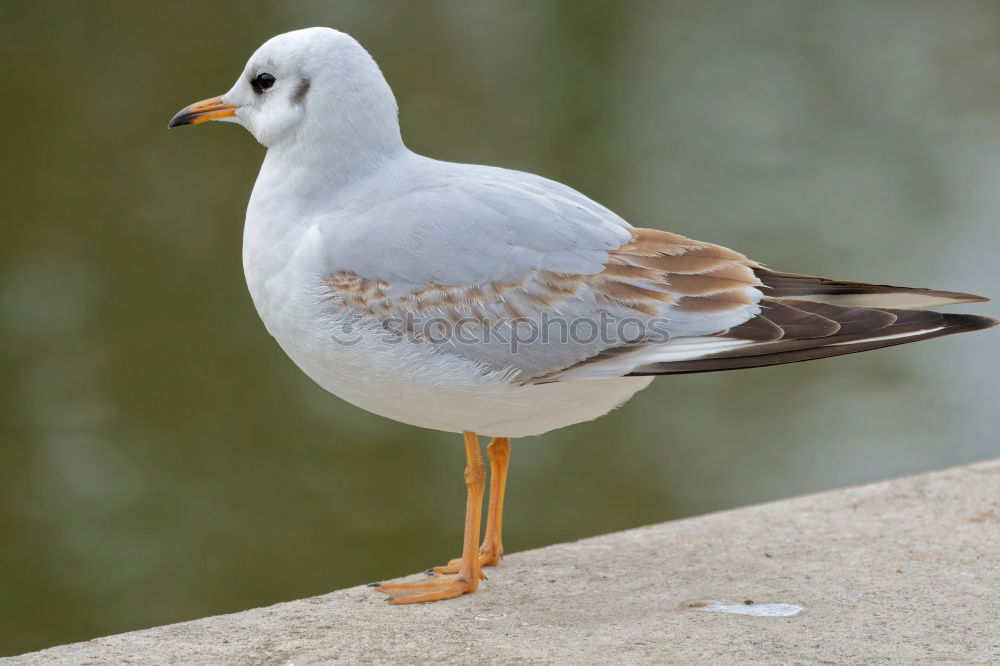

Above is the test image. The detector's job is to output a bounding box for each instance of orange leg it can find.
[373,431,486,604]
[432,437,510,575]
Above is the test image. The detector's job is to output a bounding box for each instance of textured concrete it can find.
[6,460,1000,665]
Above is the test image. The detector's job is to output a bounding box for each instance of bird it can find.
[168,27,997,604]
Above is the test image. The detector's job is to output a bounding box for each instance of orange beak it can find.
[167,95,238,128]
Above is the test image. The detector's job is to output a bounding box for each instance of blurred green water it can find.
[2,0,999,656]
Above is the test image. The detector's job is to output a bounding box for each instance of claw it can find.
[375,577,478,604]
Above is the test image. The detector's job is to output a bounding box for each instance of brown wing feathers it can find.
[726,300,897,342]
[620,241,996,377]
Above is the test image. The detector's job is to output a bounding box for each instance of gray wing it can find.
[317,159,764,380]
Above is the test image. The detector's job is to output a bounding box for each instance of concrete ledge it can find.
[6,460,999,664]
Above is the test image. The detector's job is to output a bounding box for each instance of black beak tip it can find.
[167,110,193,129]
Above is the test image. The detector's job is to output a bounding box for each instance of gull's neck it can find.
[259,149,397,216]
[259,119,405,206]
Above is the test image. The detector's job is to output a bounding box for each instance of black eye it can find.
[251,72,276,93]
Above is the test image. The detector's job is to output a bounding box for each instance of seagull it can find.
[168,27,997,604]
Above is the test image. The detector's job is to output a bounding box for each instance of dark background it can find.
[2,0,999,656]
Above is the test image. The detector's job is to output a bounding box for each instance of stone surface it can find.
[6,460,999,665]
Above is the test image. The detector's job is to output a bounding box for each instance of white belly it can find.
[274,308,651,438]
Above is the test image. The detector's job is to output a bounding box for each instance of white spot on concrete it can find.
[680,600,804,617]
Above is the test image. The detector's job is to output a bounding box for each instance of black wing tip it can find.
[625,308,998,377]
[754,267,992,305]
[942,312,1000,331]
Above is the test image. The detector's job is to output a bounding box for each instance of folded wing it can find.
[319,161,995,382]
